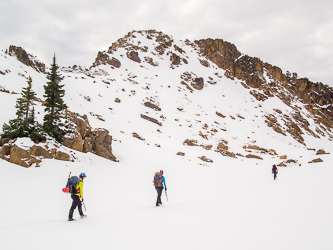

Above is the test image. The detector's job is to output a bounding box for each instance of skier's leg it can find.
[159,187,164,204]
[156,187,162,206]
[69,195,77,219]
[77,199,84,216]
[155,187,159,205]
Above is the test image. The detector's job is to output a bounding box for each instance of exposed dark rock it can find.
[308,158,323,163]
[8,45,45,73]
[170,53,181,65]
[140,114,162,126]
[200,156,213,163]
[192,78,204,90]
[133,132,145,141]
[245,154,263,160]
[127,51,141,63]
[183,139,198,146]
[316,149,330,155]
[144,102,161,111]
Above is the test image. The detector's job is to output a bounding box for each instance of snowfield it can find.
[0,140,332,250]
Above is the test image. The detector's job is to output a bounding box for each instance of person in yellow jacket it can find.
[68,173,87,221]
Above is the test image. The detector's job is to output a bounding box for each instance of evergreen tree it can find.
[43,54,67,142]
[16,76,36,122]
[1,76,45,142]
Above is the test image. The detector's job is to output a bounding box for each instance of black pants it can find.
[155,186,164,205]
[69,195,83,219]
[273,172,277,180]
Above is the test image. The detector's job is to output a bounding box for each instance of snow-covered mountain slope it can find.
[0,30,333,250]
[2,30,331,166]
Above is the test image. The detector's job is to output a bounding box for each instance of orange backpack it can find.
[153,172,163,187]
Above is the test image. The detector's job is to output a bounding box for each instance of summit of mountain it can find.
[90,29,332,143]
[0,30,332,167]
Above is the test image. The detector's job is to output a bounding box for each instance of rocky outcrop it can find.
[308,158,323,163]
[192,78,204,90]
[0,139,73,168]
[245,154,263,160]
[278,159,300,167]
[92,30,173,67]
[92,52,121,68]
[316,149,330,155]
[243,145,277,156]
[183,139,198,146]
[7,46,45,73]
[0,111,118,167]
[194,39,241,70]
[140,114,162,126]
[216,111,226,118]
[200,156,213,163]
[133,132,145,141]
[127,51,141,63]
[144,102,161,111]
[180,72,204,91]
[144,57,159,66]
[216,140,236,158]
[170,53,181,65]
[63,112,117,162]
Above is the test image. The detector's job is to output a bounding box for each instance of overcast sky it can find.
[1,0,332,86]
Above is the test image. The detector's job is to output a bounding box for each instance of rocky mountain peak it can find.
[92,30,178,68]
[90,30,333,146]
[6,45,46,73]
[194,38,333,144]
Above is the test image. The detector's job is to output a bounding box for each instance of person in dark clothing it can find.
[68,173,87,221]
[272,164,278,180]
[154,170,167,207]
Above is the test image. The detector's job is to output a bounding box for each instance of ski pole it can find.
[165,189,168,202]
[82,200,87,211]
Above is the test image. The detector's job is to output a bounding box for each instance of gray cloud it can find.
[1,0,332,86]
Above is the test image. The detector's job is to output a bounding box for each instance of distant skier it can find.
[68,173,87,221]
[272,164,278,180]
[153,170,167,206]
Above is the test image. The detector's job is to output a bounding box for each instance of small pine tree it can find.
[16,76,36,122]
[43,54,68,142]
[1,76,45,142]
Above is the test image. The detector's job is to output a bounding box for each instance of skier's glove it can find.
[81,199,84,203]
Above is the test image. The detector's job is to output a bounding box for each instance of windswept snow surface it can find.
[0,142,333,250]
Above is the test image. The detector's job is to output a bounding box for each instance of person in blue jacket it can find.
[154,170,167,206]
